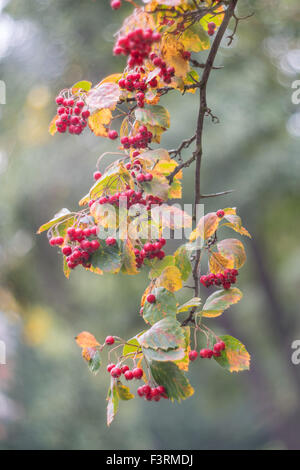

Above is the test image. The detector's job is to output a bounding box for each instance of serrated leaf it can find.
[177,297,201,313]
[201,288,243,318]
[150,361,194,402]
[142,286,177,325]
[174,245,192,281]
[213,335,250,373]
[138,317,184,351]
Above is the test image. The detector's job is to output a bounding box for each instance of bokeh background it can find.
[0,0,299,450]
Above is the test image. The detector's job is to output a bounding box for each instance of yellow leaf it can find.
[49,115,58,136]
[121,238,139,275]
[161,35,190,79]
[190,212,219,242]
[209,251,234,274]
[88,109,112,137]
[158,266,183,292]
[217,238,247,269]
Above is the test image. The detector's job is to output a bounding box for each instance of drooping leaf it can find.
[142,286,177,325]
[213,335,250,373]
[107,378,119,426]
[174,326,191,371]
[87,349,101,375]
[150,361,194,402]
[222,214,251,238]
[116,381,135,401]
[201,288,243,318]
[138,317,184,351]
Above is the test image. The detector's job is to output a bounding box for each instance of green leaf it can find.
[72,80,92,93]
[200,288,243,318]
[90,242,121,273]
[143,347,185,362]
[149,256,175,279]
[213,335,251,373]
[88,349,101,375]
[150,361,194,402]
[177,297,201,313]
[138,318,184,351]
[142,287,177,325]
[116,381,134,401]
[122,336,143,358]
[174,245,192,281]
[107,378,119,426]
[135,105,170,129]
[37,208,74,234]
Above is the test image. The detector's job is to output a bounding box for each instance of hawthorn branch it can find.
[181,0,239,326]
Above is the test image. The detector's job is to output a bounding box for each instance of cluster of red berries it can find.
[49,236,64,246]
[55,95,90,135]
[114,28,161,68]
[135,238,166,268]
[121,125,152,150]
[110,0,122,10]
[189,341,226,361]
[208,22,216,36]
[62,225,100,270]
[118,71,158,108]
[89,188,163,213]
[107,363,143,380]
[137,384,168,402]
[200,269,239,290]
[149,52,175,85]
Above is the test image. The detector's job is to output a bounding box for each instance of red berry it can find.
[55,96,64,105]
[93,171,102,181]
[156,385,166,395]
[146,294,156,304]
[107,363,115,373]
[108,130,118,140]
[111,367,121,378]
[105,336,115,345]
[49,238,57,246]
[62,245,72,256]
[111,0,121,9]
[90,240,100,251]
[121,365,129,374]
[124,370,134,381]
[81,110,90,119]
[216,209,225,218]
[137,386,144,397]
[189,350,198,361]
[142,384,151,396]
[132,367,143,379]
[106,237,116,246]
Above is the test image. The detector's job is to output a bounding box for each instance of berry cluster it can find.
[121,125,152,150]
[62,225,100,270]
[189,341,226,361]
[118,71,158,108]
[90,188,162,212]
[135,238,166,268]
[107,364,143,380]
[49,236,64,246]
[208,22,216,36]
[149,52,175,84]
[114,28,161,68]
[137,384,168,402]
[55,95,90,135]
[200,269,239,290]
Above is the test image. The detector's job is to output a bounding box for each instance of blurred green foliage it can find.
[0,0,300,450]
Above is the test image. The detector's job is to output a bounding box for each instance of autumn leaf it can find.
[88,108,112,137]
[150,361,194,402]
[49,115,58,136]
[190,212,219,242]
[217,238,247,269]
[142,286,177,325]
[201,288,243,318]
[209,251,234,274]
[86,82,121,111]
[213,335,250,373]
[157,265,183,292]
[75,331,100,349]
[161,35,190,79]
[138,317,185,351]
